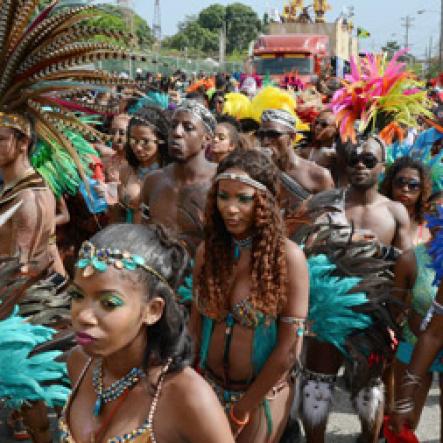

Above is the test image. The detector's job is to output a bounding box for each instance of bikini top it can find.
[198,298,278,378]
[59,358,166,443]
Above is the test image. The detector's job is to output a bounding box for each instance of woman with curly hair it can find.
[381,156,433,245]
[118,106,170,223]
[190,148,309,442]
[63,223,234,442]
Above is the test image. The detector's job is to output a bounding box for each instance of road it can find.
[0,377,440,442]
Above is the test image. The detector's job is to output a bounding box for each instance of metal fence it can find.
[97,53,243,76]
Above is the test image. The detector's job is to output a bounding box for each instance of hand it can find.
[351,229,376,243]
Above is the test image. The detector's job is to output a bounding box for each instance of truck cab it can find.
[252,34,329,84]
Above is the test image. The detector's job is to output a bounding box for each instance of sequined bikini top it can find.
[59,358,167,443]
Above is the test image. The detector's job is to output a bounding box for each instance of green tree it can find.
[163,17,219,55]
[198,4,226,31]
[38,2,154,49]
[225,3,261,53]
[381,40,401,60]
[164,2,262,56]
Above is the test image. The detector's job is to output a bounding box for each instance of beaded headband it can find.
[215,172,268,192]
[76,241,170,287]
[0,112,31,138]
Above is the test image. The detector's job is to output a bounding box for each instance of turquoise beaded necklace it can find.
[92,359,145,416]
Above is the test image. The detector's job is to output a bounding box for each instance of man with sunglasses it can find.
[258,109,334,208]
[299,134,412,443]
[344,135,412,253]
[298,110,338,169]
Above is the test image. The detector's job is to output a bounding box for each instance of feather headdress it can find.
[250,86,310,133]
[0,0,145,187]
[331,50,432,142]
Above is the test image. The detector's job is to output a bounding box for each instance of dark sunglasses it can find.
[347,152,381,169]
[393,176,421,191]
[257,129,290,139]
[315,120,331,128]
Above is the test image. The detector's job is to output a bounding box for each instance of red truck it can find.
[252,34,329,84]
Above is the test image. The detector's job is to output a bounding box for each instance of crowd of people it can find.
[1,3,443,443]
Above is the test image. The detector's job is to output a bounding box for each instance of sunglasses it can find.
[347,152,381,169]
[315,120,331,129]
[257,129,290,139]
[129,137,158,148]
[393,176,421,191]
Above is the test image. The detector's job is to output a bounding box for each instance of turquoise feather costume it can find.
[0,258,71,408]
[288,189,400,391]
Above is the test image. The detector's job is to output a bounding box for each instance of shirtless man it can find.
[0,117,61,274]
[299,135,412,443]
[298,110,337,170]
[0,114,63,442]
[140,100,217,255]
[257,109,334,208]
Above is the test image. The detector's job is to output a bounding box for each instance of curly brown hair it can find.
[197,148,288,320]
[380,156,432,224]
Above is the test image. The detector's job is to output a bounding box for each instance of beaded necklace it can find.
[233,236,253,260]
[92,359,145,416]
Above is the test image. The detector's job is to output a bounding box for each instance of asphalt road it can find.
[0,377,440,442]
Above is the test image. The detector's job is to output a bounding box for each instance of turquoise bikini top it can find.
[199,299,278,379]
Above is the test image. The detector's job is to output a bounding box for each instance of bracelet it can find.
[229,404,250,427]
[393,397,415,415]
[402,370,422,388]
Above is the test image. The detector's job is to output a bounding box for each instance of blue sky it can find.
[129,0,440,58]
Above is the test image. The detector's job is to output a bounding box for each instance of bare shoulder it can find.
[284,237,305,259]
[141,165,172,200]
[17,187,54,211]
[386,198,410,222]
[299,156,334,189]
[66,345,91,385]
[161,367,219,412]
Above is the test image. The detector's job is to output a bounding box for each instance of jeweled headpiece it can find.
[76,241,170,288]
[0,112,31,138]
[174,99,217,135]
[215,172,268,192]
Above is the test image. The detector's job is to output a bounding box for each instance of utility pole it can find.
[429,35,433,77]
[153,0,162,43]
[401,15,414,49]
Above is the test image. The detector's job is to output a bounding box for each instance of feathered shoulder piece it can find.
[331,50,432,142]
[426,205,443,286]
[0,0,145,185]
[287,189,401,391]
